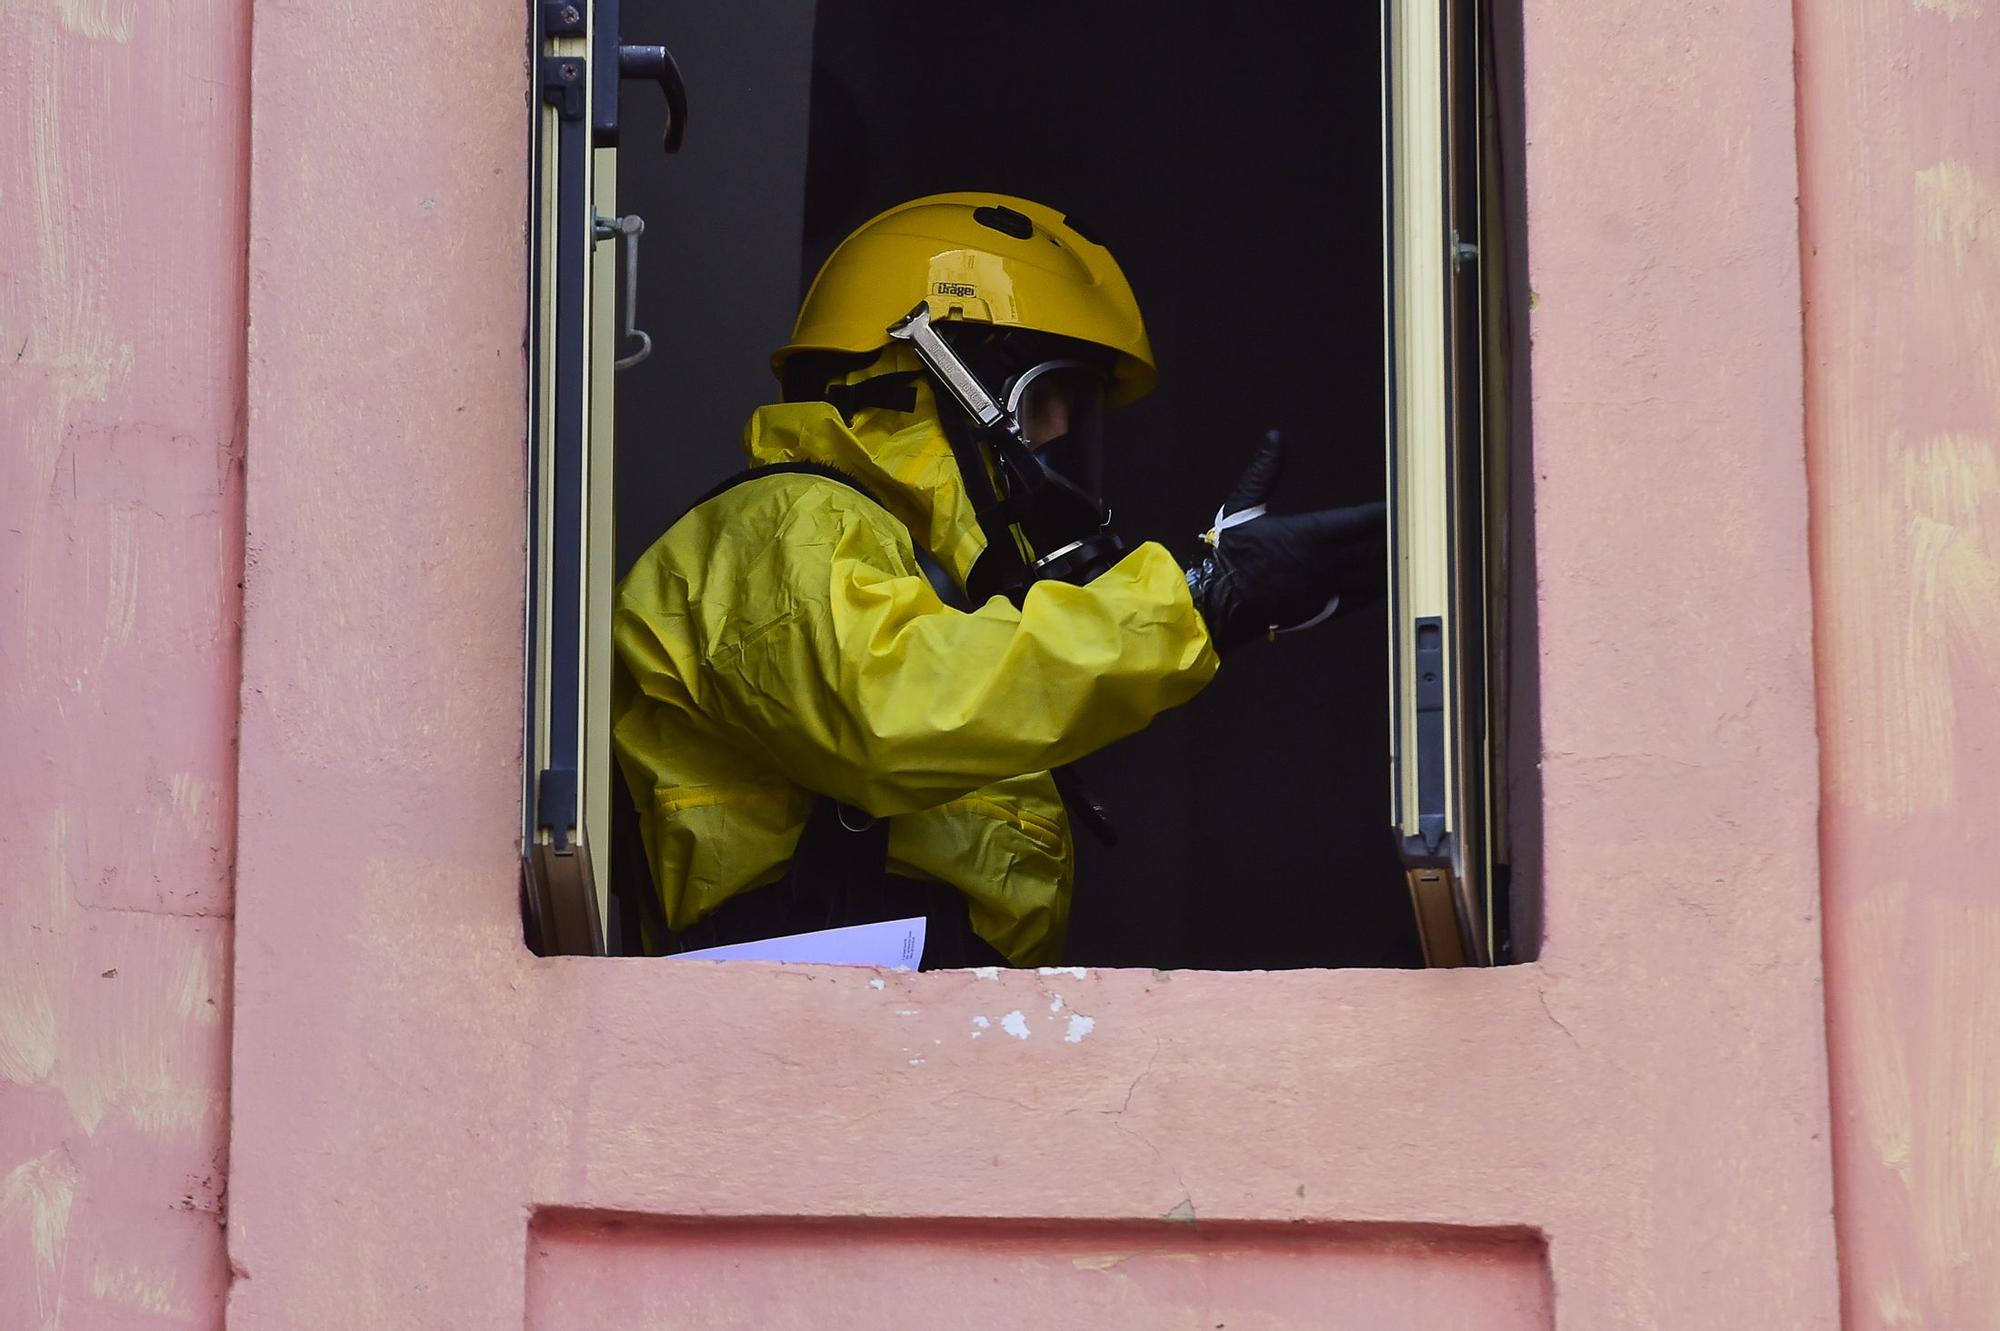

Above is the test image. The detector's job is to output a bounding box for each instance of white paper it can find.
[667,917,926,968]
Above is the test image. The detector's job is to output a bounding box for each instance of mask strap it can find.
[820,371,921,425]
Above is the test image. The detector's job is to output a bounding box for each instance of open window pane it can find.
[583,137,620,946]
[1384,0,1506,965]
[524,2,608,956]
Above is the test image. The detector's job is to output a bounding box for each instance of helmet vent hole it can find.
[972,205,1034,240]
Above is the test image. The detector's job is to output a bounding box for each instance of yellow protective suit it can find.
[611,357,1219,965]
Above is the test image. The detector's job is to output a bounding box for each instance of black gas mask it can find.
[1011,360,1106,493]
[888,305,1126,605]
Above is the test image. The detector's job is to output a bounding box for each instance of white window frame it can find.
[1384,0,1506,965]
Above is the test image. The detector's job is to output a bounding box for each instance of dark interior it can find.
[613,0,1421,969]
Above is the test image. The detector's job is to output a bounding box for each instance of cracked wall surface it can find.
[0,0,246,1325]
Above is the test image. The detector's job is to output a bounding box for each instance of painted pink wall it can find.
[20,0,1997,1324]
[528,1217,1554,1327]
[1799,2,2000,1326]
[219,0,1839,1327]
[0,0,244,1325]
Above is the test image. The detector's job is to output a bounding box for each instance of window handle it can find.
[618,44,687,154]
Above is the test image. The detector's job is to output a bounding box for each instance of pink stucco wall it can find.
[5,0,1994,1325]
[0,0,244,1325]
[527,1216,1554,1327]
[218,0,1840,1325]
[1799,2,2000,1326]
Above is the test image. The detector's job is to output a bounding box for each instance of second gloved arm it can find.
[1182,431,1387,653]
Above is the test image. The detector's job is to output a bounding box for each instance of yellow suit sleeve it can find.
[661,481,1220,817]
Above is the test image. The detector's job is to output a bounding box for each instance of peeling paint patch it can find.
[1048,995,1064,1014]
[1064,1014,1096,1044]
[1072,1254,1129,1272]
[968,966,1000,980]
[123,1076,226,1137]
[1916,161,1995,269]
[171,935,224,1026]
[970,1014,989,1039]
[57,0,137,41]
[1037,966,1088,979]
[1827,433,2000,815]
[0,815,74,1084]
[0,958,60,1084]
[1163,1197,1197,1223]
[101,505,141,649]
[1910,896,2000,1293]
[89,1257,190,1318]
[166,772,224,842]
[867,978,885,990]
[1913,0,1985,21]
[1000,1011,1030,1040]
[2,1147,78,1291]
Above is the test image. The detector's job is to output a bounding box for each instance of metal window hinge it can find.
[540,56,587,121]
[536,766,578,852]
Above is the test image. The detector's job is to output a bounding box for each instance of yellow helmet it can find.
[774,192,1157,406]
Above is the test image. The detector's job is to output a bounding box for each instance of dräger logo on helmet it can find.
[933,282,977,298]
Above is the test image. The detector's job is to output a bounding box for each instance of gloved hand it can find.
[1183,431,1386,653]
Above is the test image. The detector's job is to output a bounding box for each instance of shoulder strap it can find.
[684,459,884,515]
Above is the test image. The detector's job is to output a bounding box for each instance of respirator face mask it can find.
[1004,359,1113,556]
[1009,360,1107,494]
[888,304,1127,601]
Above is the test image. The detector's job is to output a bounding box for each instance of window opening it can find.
[528,0,1529,969]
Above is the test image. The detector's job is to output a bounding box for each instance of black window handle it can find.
[612,44,686,154]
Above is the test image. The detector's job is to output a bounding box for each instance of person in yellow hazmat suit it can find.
[612,193,1383,968]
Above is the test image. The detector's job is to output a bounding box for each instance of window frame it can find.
[528,0,1522,966]
[523,0,613,956]
[1383,0,1510,966]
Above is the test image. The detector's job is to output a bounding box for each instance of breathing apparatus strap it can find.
[682,459,877,514]
[821,371,921,425]
[883,304,1035,602]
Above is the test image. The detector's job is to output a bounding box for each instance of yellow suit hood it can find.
[741,345,989,590]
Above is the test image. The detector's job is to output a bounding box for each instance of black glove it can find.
[1183,431,1386,653]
